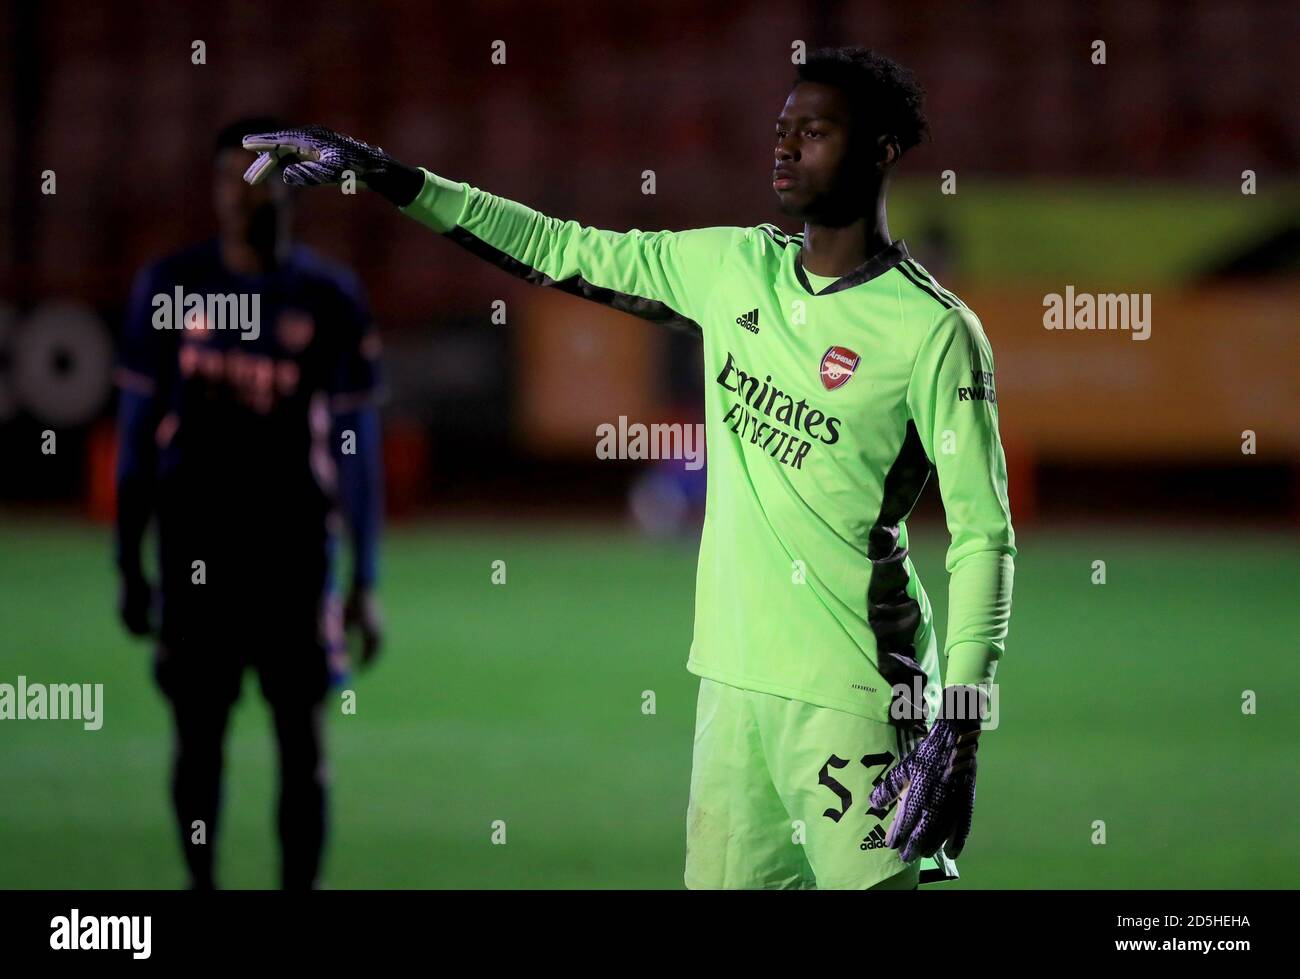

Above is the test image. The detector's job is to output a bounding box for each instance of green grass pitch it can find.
[1,518,1297,888]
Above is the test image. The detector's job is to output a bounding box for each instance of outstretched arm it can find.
[242,125,740,331]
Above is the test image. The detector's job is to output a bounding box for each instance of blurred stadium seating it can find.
[2,0,1297,519]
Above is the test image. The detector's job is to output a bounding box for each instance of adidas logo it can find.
[735,308,760,334]
[859,825,888,851]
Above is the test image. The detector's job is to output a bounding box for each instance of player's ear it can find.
[875,134,900,172]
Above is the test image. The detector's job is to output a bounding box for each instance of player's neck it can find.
[801,198,891,278]
[219,235,283,277]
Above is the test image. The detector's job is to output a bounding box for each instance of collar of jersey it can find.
[794,238,911,296]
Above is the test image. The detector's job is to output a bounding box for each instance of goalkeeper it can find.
[245,46,1015,889]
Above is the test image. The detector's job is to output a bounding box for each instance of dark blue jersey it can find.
[120,240,377,500]
[116,240,382,631]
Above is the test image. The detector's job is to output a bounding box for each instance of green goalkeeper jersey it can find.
[401,169,1015,723]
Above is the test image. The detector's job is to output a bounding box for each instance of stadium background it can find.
[2,0,1298,888]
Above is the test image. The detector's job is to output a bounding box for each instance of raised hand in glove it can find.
[241,125,423,206]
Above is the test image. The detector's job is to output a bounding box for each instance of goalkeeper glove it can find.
[869,685,986,863]
[241,125,424,207]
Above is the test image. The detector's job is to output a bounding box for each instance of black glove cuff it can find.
[366,161,425,208]
[937,684,988,732]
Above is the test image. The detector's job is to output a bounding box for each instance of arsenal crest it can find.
[819,346,860,390]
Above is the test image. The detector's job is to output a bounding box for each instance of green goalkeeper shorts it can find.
[684,676,961,889]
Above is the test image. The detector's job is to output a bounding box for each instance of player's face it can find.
[773,82,868,224]
[213,147,288,242]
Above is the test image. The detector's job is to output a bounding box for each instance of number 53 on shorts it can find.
[684,677,958,889]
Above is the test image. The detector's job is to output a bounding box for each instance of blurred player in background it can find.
[113,117,385,890]
[242,45,1014,890]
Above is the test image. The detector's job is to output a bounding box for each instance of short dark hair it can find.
[213,115,285,156]
[793,47,930,157]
